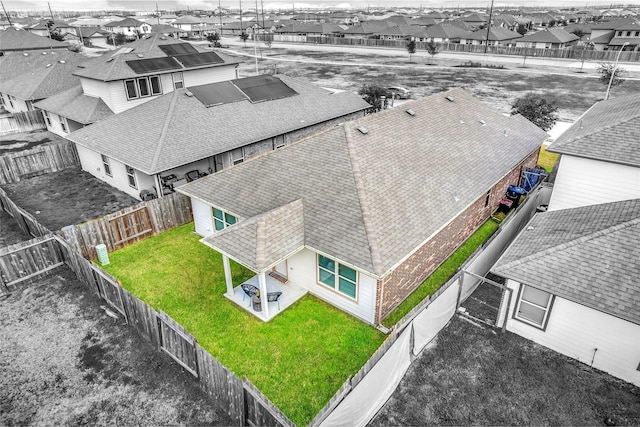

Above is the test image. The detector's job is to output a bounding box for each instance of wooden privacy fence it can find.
[0,140,80,185]
[305,36,640,62]
[60,192,193,260]
[0,110,46,136]
[0,186,50,238]
[0,235,64,295]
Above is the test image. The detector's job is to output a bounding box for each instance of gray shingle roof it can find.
[66,75,370,175]
[202,200,305,272]
[547,94,640,167]
[33,85,114,124]
[179,88,548,278]
[518,28,580,43]
[492,199,640,326]
[73,34,239,81]
[0,27,68,51]
[466,26,522,41]
[0,50,83,100]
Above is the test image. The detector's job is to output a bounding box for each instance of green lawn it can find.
[381,219,500,328]
[100,223,385,426]
[538,144,560,173]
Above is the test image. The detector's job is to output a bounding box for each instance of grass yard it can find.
[381,219,500,328]
[538,144,560,173]
[100,223,385,426]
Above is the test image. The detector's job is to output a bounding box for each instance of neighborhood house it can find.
[177,89,548,324]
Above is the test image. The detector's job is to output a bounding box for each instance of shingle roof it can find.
[65,75,370,175]
[0,27,68,51]
[73,34,239,81]
[33,85,114,124]
[518,27,580,43]
[424,23,473,39]
[492,199,640,326]
[547,94,640,167]
[105,17,145,28]
[178,88,548,278]
[202,199,305,272]
[0,50,83,100]
[78,27,110,38]
[466,26,523,41]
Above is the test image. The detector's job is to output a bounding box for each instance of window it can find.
[317,254,358,299]
[60,117,68,133]
[617,31,623,36]
[274,135,286,149]
[7,94,14,109]
[172,72,184,89]
[125,76,162,100]
[212,207,236,231]
[42,110,52,126]
[514,285,553,329]
[231,147,244,165]
[484,189,491,207]
[101,154,111,176]
[626,31,632,37]
[126,165,137,189]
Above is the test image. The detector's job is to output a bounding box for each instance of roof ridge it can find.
[343,125,384,276]
[500,214,640,271]
[149,91,180,172]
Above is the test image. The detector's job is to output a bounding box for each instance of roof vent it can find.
[58,60,65,64]
[478,120,486,126]
[405,109,416,116]
[357,126,368,135]
[185,91,194,97]
[459,115,464,124]
[23,53,28,56]
[106,57,114,62]
[46,63,51,67]
[503,129,508,136]
[446,95,454,102]
[453,192,460,202]
[137,53,144,58]
[42,51,47,54]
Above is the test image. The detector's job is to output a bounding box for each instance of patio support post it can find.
[154,174,163,198]
[222,255,234,297]
[258,271,269,319]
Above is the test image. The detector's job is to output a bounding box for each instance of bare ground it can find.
[0,209,29,247]
[2,167,137,231]
[369,315,640,426]
[0,267,232,426]
[0,130,66,154]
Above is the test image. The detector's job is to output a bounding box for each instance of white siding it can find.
[43,112,70,137]
[76,145,153,200]
[192,198,215,237]
[549,155,640,211]
[506,279,640,387]
[183,65,238,88]
[108,79,163,114]
[287,248,377,324]
[2,95,29,113]
[80,78,112,105]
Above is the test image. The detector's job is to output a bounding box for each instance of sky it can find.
[3,0,640,12]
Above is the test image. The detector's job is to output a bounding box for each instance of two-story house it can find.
[104,17,152,39]
[64,74,370,201]
[34,34,241,136]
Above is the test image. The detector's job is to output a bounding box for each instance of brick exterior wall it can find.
[374,147,540,324]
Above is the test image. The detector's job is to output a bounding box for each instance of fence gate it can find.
[107,206,154,249]
[12,150,53,179]
[92,267,127,320]
[157,310,199,377]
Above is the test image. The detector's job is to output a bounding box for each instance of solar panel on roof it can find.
[126,57,182,74]
[232,75,298,103]
[189,81,248,107]
[174,52,225,67]
[158,43,198,56]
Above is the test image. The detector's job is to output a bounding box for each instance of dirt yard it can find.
[0,209,30,247]
[369,315,640,426]
[230,46,640,122]
[2,167,137,231]
[0,267,232,426]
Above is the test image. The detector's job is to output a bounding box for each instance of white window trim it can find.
[60,116,68,133]
[172,72,184,89]
[212,207,236,231]
[125,75,162,100]
[125,165,137,189]
[514,284,553,330]
[101,154,112,177]
[42,110,52,126]
[231,147,244,165]
[317,254,358,301]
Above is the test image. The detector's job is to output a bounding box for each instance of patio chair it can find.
[267,291,283,310]
[185,170,201,182]
[240,283,259,306]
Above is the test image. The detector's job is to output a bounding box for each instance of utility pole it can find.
[48,1,54,19]
[156,3,160,25]
[219,0,223,37]
[239,0,243,35]
[261,0,265,30]
[1,1,13,26]
[484,0,494,54]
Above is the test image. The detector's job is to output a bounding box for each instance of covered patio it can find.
[225,273,307,321]
[200,199,307,322]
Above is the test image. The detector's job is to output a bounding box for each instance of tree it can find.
[425,40,438,64]
[107,32,127,46]
[45,20,65,41]
[597,62,626,90]
[570,29,586,39]
[239,31,249,47]
[206,32,220,43]
[406,38,416,63]
[572,42,593,72]
[358,84,391,113]
[511,93,558,131]
[516,23,527,36]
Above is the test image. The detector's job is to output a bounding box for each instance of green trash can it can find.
[96,244,110,265]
